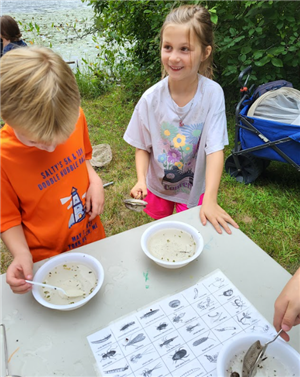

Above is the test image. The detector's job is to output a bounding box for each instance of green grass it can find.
[1,84,299,275]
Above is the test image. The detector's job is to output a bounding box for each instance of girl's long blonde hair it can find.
[160,4,215,79]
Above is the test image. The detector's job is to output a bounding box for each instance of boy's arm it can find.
[200,150,239,234]
[85,160,104,220]
[130,148,150,199]
[1,225,33,294]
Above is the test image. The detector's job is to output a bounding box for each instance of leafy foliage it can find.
[214,1,300,99]
[85,0,300,102]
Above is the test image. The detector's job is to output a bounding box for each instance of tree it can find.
[85,0,300,101]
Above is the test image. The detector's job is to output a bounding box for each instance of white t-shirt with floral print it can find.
[123,74,228,207]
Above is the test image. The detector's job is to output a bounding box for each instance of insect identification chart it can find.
[87,270,275,377]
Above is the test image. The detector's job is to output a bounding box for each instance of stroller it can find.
[225,66,300,184]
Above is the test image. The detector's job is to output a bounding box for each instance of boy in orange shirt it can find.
[0,46,106,294]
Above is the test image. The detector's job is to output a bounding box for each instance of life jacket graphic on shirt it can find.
[60,187,86,228]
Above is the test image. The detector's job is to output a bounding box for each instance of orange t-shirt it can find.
[0,108,105,262]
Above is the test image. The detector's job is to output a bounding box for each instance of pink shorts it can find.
[144,190,204,220]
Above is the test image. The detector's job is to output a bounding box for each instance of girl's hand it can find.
[130,181,147,200]
[273,268,300,342]
[85,180,105,220]
[6,253,33,294]
[200,201,239,234]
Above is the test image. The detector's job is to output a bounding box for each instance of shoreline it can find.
[7,7,99,67]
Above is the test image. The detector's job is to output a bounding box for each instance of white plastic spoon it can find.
[1,323,22,377]
[25,280,85,298]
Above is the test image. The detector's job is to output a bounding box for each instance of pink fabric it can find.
[144,190,204,220]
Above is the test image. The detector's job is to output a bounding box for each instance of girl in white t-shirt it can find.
[124,4,238,234]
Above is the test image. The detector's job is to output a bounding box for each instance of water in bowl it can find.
[228,349,293,377]
[41,263,97,305]
[147,228,196,263]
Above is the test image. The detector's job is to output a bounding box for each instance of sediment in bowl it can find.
[217,332,300,377]
[31,252,104,311]
[141,221,204,269]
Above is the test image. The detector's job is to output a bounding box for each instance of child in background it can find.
[0,46,105,294]
[124,5,238,234]
[0,15,27,55]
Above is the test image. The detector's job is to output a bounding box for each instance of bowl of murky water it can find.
[31,252,104,311]
[217,332,300,377]
[141,221,204,269]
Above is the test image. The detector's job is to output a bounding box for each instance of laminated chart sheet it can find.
[87,269,276,377]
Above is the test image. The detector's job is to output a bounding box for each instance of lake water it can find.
[1,0,90,14]
[1,0,102,67]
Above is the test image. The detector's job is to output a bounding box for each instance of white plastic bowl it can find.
[141,221,204,269]
[31,252,104,311]
[217,332,300,377]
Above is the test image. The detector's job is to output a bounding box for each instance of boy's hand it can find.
[130,181,147,200]
[85,181,105,221]
[200,201,239,234]
[85,161,104,220]
[273,268,300,342]
[6,253,33,294]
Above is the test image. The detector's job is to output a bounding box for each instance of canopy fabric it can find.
[239,104,300,164]
[247,87,300,125]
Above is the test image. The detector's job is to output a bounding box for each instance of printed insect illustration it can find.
[91,334,112,344]
[232,296,246,310]
[194,288,199,299]
[207,311,226,323]
[156,322,168,331]
[141,363,162,377]
[204,353,218,363]
[101,349,117,360]
[120,321,135,331]
[215,326,236,332]
[172,347,189,363]
[169,299,181,308]
[186,323,200,332]
[104,364,129,374]
[197,297,211,310]
[250,324,269,333]
[192,331,215,347]
[173,312,185,323]
[237,312,253,325]
[130,347,153,363]
[159,335,178,348]
[208,276,225,288]
[124,333,145,348]
[140,309,159,319]
[219,289,233,297]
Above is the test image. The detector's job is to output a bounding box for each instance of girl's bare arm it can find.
[200,150,239,234]
[130,148,150,199]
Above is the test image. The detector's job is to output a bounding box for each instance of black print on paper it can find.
[124,333,145,348]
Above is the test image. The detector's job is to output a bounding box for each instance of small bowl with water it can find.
[141,221,204,269]
[31,252,104,311]
[217,332,300,377]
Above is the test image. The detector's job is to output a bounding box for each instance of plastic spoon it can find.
[1,323,22,377]
[25,280,85,298]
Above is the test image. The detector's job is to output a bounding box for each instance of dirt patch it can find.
[242,216,253,224]
[0,240,13,274]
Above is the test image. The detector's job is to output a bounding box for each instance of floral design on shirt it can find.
[159,121,204,193]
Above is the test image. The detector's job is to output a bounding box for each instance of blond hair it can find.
[160,4,214,79]
[0,46,81,144]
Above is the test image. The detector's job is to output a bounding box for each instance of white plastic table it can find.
[1,206,299,376]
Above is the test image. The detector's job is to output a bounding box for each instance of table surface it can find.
[1,206,299,376]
